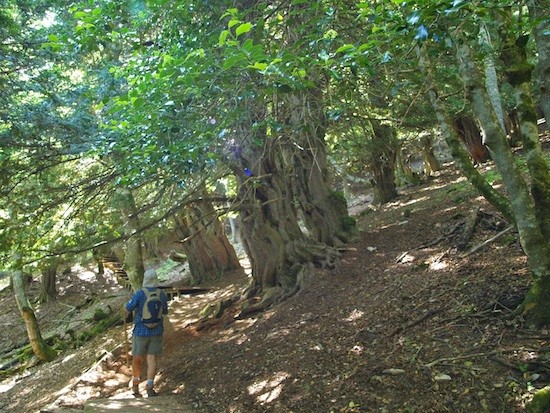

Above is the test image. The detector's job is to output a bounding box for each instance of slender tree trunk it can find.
[420,134,441,174]
[479,23,506,131]
[368,120,399,204]
[505,109,523,147]
[416,44,514,223]
[496,8,550,240]
[12,265,57,362]
[395,149,420,186]
[115,189,145,290]
[528,0,550,124]
[38,257,59,303]
[174,198,242,285]
[456,42,550,325]
[92,248,105,275]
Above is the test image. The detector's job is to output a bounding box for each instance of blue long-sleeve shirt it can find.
[126,287,169,337]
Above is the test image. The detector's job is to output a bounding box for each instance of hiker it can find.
[125,269,169,397]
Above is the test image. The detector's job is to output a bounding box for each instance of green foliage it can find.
[340,216,357,232]
[92,308,109,321]
[156,259,182,281]
[329,190,347,208]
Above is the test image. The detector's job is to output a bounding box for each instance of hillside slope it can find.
[0,163,547,413]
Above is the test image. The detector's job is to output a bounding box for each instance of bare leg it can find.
[145,354,158,396]
[132,354,144,379]
[146,354,157,381]
[132,355,144,397]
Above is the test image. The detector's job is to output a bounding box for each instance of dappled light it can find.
[215,318,258,344]
[2,1,549,412]
[247,371,290,405]
[343,309,365,323]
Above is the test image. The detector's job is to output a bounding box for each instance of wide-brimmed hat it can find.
[142,269,160,287]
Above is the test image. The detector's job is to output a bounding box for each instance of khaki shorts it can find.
[132,335,163,356]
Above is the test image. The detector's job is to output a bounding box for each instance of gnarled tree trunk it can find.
[174,197,242,285]
[227,114,340,307]
[284,89,353,246]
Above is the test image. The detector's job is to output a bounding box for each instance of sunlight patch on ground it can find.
[343,309,364,322]
[380,196,430,214]
[172,382,187,394]
[247,371,290,405]
[379,220,410,230]
[215,318,258,344]
[266,327,292,339]
[426,252,449,271]
[0,379,17,393]
[396,252,416,264]
[419,175,466,192]
[62,354,76,363]
[74,264,100,282]
[442,205,459,213]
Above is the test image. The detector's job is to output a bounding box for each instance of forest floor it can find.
[0,158,549,413]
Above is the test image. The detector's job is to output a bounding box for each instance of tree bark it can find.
[114,189,145,290]
[452,115,490,164]
[369,120,399,204]
[528,0,550,124]
[284,90,353,246]
[479,23,506,131]
[416,44,514,224]
[527,385,550,413]
[227,115,340,300]
[496,8,550,240]
[38,257,59,303]
[420,134,441,175]
[456,42,550,325]
[12,268,57,362]
[174,197,242,285]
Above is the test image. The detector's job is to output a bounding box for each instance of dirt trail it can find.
[0,164,547,413]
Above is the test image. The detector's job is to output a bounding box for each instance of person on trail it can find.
[125,269,169,398]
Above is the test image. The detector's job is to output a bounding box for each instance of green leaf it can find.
[223,54,243,70]
[252,136,263,146]
[131,97,146,107]
[250,62,268,71]
[162,54,174,66]
[219,30,230,46]
[328,69,342,80]
[335,44,354,54]
[236,22,252,37]
[228,19,240,29]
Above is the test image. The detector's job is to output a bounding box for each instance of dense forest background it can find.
[1,1,550,412]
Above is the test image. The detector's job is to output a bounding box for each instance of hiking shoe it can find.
[146,386,158,397]
[132,385,142,398]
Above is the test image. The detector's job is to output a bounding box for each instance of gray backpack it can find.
[141,288,162,328]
